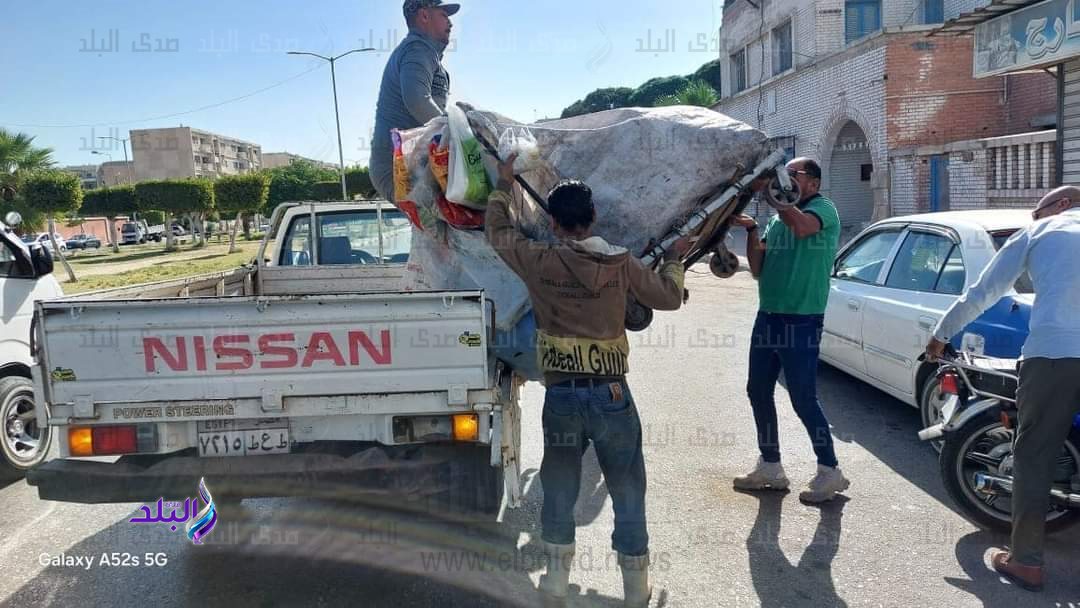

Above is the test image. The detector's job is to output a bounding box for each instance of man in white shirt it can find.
[926,185,1080,593]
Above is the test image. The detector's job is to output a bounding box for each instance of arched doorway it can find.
[826,122,875,226]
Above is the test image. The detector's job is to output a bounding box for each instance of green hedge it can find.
[81,184,137,218]
[215,173,270,214]
[135,178,215,215]
[22,170,83,216]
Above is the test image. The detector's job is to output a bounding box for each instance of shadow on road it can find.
[814,363,1080,602]
[2,446,627,608]
[740,489,848,608]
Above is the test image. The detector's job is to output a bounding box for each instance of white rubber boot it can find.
[537,542,575,608]
[619,552,652,608]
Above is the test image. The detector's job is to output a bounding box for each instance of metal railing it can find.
[985,130,1057,194]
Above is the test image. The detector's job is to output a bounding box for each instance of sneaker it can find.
[799,465,850,503]
[733,457,790,491]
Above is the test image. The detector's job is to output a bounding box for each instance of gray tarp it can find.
[394,105,771,330]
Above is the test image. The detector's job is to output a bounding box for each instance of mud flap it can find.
[495,372,524,509]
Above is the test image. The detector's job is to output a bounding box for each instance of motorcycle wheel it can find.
[939,411,1080,534]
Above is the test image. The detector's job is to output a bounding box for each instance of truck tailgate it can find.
[35,290,492,415]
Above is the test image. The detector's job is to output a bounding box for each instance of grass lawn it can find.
[59,238,266,294]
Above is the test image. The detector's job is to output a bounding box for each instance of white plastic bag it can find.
[497,127,542,174]
[446,104,491,207]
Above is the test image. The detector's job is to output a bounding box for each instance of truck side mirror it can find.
[31,245,54,277]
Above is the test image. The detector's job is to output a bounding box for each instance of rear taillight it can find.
[68,424,158,456]
[92,426,137,455]
[940,373,960,396]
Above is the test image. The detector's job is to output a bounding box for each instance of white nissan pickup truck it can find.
[26,200,523,515]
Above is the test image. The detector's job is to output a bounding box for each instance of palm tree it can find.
[655,80,720,108]
[0,129,55,231]
[0,129,54,187]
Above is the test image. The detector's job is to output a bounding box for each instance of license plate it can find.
[197,419,290,457]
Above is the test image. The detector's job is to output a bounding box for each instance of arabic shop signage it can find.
[974,0,1080,78]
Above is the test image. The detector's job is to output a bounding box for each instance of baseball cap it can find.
[403,0,460,19]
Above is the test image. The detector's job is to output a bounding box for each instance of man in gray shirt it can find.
[370,0,458,202]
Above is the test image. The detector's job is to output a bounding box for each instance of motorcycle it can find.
[918,348,1080,533]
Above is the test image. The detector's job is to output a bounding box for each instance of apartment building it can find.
[96,161,135,187]
[716,0,1056,232]
[130,127,262,181]
[61,165,99,190]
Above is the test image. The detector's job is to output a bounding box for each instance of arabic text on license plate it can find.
[198,428,289,457]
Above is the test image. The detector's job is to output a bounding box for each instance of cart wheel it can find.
[625,298,654,332]
[764,175,801,210]
[710,248,740,279]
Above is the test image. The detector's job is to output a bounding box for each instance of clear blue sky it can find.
[3,0,723,168]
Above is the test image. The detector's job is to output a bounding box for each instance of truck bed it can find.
[36,290,493,422]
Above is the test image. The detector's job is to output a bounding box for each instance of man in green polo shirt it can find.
[729,157,850,503]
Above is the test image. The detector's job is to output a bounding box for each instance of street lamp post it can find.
[91,151,113,188]
[97,136,130,185]
[288,48,375,201]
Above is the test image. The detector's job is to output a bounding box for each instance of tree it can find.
[215,173,270,253]
[691,59,723,96]
[561,87,635,119]
[655,80,720,108]
[22,171,82,282]
[628,75,691,107]
[559,58,723,118]
[0,129,55,231]
[265,160,339,213]
[135,179,214,250]
[311,181,342,202]
[345,167,377,199]
[0,129,54,187]
[81,184,138,253]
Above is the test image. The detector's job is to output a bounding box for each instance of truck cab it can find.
[1,212,62,478]
[253,200,414,295]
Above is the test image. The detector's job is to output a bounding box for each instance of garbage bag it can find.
[393,105,771,379]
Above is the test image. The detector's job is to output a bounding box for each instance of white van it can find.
[1,212,61,478]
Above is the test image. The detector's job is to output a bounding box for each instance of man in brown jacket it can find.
[485,154,687,608]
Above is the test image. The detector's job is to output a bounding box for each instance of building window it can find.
[845,0,881,44]
[772,21,793,75]
[923,0,944,24]
[731,48,747,94]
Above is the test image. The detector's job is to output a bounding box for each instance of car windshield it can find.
[991,231,1035,294]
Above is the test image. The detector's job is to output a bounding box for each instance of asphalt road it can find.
[2,265,1078,607]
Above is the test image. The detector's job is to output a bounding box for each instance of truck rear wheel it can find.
[0,377,52,480]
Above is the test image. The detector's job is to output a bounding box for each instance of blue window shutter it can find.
[846,1,882,44]
[924,0,944,24]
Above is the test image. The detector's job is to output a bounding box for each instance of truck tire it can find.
[0,377,52,480]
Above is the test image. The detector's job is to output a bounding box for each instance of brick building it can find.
[938,0,1080,195]
[716,0,1057,234]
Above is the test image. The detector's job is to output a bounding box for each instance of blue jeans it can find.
[541,378,648,556]
[747,311,838,468]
